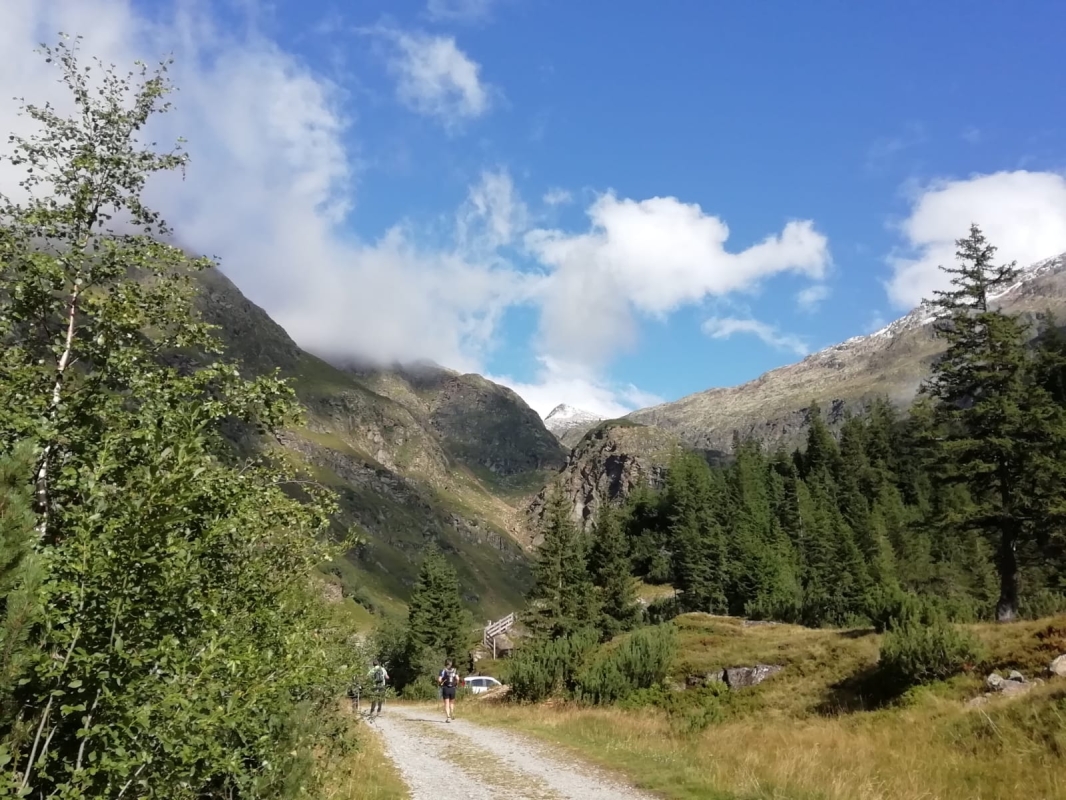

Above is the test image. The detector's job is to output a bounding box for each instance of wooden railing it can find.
[482,611,515,657]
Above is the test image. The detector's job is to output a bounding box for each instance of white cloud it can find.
[796,284,830,311]
[0,2,833,419]
[379,29,492,127]
[456,168,528,252]
[488,357,664,419]
[426,0,497,23]
[702,317,810,356]
[885,170,1066,309]
[542,187,572,206]
[0,0,518,373]
[525,192,830,366]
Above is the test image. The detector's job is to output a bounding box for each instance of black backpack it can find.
[441,667,458,688]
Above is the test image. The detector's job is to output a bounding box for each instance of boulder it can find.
[1049,654,1066,678]
[984,671,1040,700]
[724,664,783,689]
[999,680,1036,698]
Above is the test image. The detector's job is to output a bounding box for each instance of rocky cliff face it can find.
[524,421,685,544]
[628,252,1066,453]
[427,373,568,480]
[342,362,567,488]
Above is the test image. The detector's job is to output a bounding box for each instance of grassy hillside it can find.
[190,264,549,621]
[465,613,1066,800]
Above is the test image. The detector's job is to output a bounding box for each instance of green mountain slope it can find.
[190,265,555,620]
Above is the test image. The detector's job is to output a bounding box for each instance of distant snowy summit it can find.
[543,404,603,446]
[810,252,1066,364]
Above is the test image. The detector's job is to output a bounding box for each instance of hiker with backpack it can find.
[367,659,389,718]
[438,658,460,722]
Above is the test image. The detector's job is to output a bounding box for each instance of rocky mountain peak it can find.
[525,420,683,542]
[543,403,604,448]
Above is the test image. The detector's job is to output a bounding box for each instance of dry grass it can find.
[461,613,1066,800]
[636,582,677,604]
[316,710,410,800]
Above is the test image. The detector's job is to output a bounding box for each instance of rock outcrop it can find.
[428,373,568,478]
[1049,654,1066,678]
[685,664,784,691]
[525,421,685,541]
[967,670,1044,706]
[342,362,567,484]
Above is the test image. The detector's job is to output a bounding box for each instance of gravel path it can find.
[369,704,660,800]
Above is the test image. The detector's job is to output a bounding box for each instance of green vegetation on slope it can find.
[467,226,1066,799]
[190,251,548,624]
[0,41,363,796]
[466,613,1066,800]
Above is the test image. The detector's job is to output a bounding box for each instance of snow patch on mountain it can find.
[543,404,603,439]
[816,252,1066,362]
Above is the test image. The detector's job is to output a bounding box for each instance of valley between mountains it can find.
[196,249,1066,617]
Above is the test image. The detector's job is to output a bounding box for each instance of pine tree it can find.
[588,504,641,640]
[921,224,1066,621]
[666,452,727,613]
[406,548,468,663]
[797,402,842,480]
[527,488,597,639]
[623,485,671,583]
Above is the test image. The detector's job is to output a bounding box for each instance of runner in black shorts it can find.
[438,658,460,722]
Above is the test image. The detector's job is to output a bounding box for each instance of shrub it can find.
[617,682,730,735]
[1019,589,1066,620]
[401,675,441,701]
[645,595,681,625]
[866,586,930,633]
[878,618,986,687]
[507,628,599,703]
[744,594,803,625]
[574,623,677,704]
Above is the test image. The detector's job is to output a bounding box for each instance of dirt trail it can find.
[369,704,659,800]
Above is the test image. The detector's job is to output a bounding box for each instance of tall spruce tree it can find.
[406,548,468,664]
[726,437,801,619]
[921,224,1066,621]
[624,485,671,583]
[666,451,727,613]
[588,503,641,640]
[527,488,597,639]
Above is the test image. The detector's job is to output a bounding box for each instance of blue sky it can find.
[5,0,1066,416]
